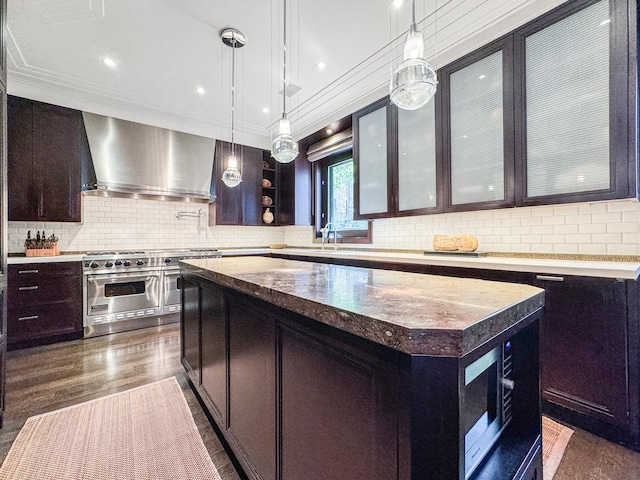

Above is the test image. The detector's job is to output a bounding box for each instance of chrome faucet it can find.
[321,222,338,251]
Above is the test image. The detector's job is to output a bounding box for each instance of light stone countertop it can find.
[182,256,544,356]
[270,248,640,280]
[9,247,639,280]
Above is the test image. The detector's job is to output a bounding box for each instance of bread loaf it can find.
[432,234,479,252]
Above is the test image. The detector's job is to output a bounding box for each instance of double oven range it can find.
[83,249,222,337]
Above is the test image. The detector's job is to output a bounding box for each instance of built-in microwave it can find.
[463,340,514,479]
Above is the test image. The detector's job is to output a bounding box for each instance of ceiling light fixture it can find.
[390,0,438,110]
[262,107,270,114]
[196,86,206,95]
[220,28,246,188]
[317,61,326,70]
[102,57,117,68]
[271,0,299,164]
[390,0,405,8]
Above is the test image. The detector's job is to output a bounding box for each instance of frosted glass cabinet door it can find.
[524,0,610,198]
[355,103,389,217]
[397,101,437,212]
[449,50,506,207]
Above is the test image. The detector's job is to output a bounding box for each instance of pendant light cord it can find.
[282,0,287,120]
[230,35,236,156]
[411,0,417,33]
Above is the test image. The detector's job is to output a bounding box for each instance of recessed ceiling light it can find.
[262,107,270,114]
[102,57,117,68]
[196,86,206,95]
[325,128,334,135]
[390,0,405,8]
[317,61,326,70]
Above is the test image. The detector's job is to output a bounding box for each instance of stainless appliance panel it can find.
[86,271,160,317]
[162,269,181,314]
[82,112,215,201]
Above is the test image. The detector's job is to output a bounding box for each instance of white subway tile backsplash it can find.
[8,197,640,256]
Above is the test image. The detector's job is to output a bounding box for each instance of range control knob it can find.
[90,261,99,269]
[115,260,123,266]
[123,260,132,267]
[164,258,172,263]
[105,262,114,268]
[136,260,145,266]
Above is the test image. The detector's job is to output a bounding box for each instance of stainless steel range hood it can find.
[82,113,216,203]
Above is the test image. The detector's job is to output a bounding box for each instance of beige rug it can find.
[0,377,221,480]
[543,415,574,480]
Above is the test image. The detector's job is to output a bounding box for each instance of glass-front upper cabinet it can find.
[354,95,441,219]
[441,40,515,212]
[396,99,439,214]
[354,98,391,219]
[515,0,630,204]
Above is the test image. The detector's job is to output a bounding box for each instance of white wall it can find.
[284,199,640,256]
[7,195,284,253]
[8,196,640,256]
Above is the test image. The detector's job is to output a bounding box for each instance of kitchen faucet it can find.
[321,222,338,251]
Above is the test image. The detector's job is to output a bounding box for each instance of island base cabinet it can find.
[181,275,542,480]
[180,274,201,385]
[226,295,276,480]
[279,321,399,480]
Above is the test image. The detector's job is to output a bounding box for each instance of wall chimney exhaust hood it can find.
[82,113,216,203]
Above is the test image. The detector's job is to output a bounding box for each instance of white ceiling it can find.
[7,0,567,149]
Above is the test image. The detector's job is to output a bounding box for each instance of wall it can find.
[7,195,284,253]
[283,199,640,256]
[9,196,640,256]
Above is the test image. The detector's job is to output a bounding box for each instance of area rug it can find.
[542,415,574,480]
[0,377,221,480]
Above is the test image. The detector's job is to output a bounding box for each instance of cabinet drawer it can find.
[8,274,81,306]
[8,301,82,344]
[8,261,81,280]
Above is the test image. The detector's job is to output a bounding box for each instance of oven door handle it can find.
[87,271,160,282]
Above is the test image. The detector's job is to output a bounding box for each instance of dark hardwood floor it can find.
[1,323,639,479]
[0,323,241,480]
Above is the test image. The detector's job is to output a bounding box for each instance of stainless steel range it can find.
[83,249,222,337]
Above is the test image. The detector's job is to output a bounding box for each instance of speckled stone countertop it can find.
[182,256,544,357]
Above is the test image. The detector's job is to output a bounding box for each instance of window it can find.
[316,151,371,243]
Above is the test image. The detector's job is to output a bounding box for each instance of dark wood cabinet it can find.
[200,281,227,424]
[7,96,91,222]
[210,140,271,226]
[276,152,312,226]
[227,294,276,480]
[180,273,201,384]
[7,262,83,350]
[535,275,630,428]
[279,320,398,480]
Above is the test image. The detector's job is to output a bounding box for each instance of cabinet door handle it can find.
[536,275,564,282]
[18,315,39,322]
[18,269,39,275]
[18,286,39,291]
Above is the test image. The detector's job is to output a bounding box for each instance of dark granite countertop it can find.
[181,256,544,356]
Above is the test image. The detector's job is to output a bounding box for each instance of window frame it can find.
[314,150,372,244]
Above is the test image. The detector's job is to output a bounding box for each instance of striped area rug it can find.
[0,377,221,480]
[542,415,574,480]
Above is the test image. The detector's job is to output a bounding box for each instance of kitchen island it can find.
[180,256,545,480]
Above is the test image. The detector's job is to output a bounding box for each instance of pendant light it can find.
[390,0,438,110]
[220,28,246,188]
[271,0,299,164]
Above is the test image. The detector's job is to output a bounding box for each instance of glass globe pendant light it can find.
[390,0,438,110]
[220,28,245,187]
[271,0,299,164]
